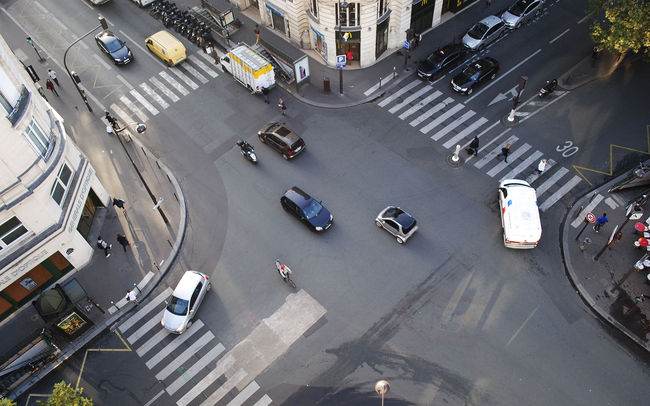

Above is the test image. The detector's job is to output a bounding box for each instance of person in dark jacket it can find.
[466,136,479,157]
[497,143,511,162]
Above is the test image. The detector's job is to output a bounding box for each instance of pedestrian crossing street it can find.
[110,52,219,124]
[118,288,326,406]
[372,78,582,211]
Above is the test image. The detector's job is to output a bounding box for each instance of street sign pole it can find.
[575,212,596,241]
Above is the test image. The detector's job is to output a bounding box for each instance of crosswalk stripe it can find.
[398,90,442,120]
[169,67,198,90]
[474,134,519,169]
[171,353,235,400]
[154,332,219,380]
[499,150,543,182]
[536,166,568,196]
[130,88,160,115]
[388,84,433,114]
[166,349,232,396]
[486,143,532,177]
[570,193,605,228]
[188,55,218,78]
[539,175,582,211]
[526,159,556,184]
[378,79,420,107]
[150,76,180,102]
[197,50,217,64]
[119,95,148,122]
[226,381,260,406]
[442,117,488,149]
[181,63,208,84]
[409,97,453,127]
[430,110,475,141]
[136,328,169,357]
[119,287,172,333]
[252,395,272,406]
[127,309,165,344]
[421,104,464,134]
[145,320,205,369]
[441,271,474,325]
[110,104,135,128]
[198,368,247,406]
[140,82,170,109]
[159,71,189,96]
[363,73,397,96]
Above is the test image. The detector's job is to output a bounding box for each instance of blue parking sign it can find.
[403,40,410,49]
[336,55,346,68]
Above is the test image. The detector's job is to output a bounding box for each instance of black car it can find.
[417,44,467,80]
[281,187,333,232]
[95,30,133,65]
[450,57,499,95]
[258,122,306,160]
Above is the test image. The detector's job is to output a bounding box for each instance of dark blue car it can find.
[450,57,499,95]
[281,187,333,232]
[417,44,467,81]
[95,30,133,65]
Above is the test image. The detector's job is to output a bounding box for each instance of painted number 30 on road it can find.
[556,141,579,157]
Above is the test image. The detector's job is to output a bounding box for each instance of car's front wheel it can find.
[375,220,383,227]
[207,282,211,291]
[396,237,405,244]
[466,88,473,95]
[490,73,496,80]
[258,134,266,143]
[283,154,289,160]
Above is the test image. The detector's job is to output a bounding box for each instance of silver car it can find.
[375,206,419,244]
[462,15,506,50]
[161,271,211,334]
[501,0,544,29]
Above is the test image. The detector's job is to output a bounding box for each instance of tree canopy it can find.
[588,0,650,57]
[37,381,93,406]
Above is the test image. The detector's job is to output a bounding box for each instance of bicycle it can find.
[275,259,296,288]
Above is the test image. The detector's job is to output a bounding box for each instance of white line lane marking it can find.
[499,150,543,182]
[253,395,272,406]
[50,15,68,31]
[118,29,155,62]
[111,104,135,128]
[169,66,198,89]
[154,332,219,380]
[181,63,208,84]
[398,90,442,120]
[32,0,47,12]
[536,166,569,197]
[197,368,247,406]
[519,91,570,124]
[409,97,453,127]
[378,79,420,107]
[430,110,475,141]
[364,73,396,96]
[465,49,542,104]
[130,88,160,115]
[421,104,464,134]
[188,55,218,78]
[120,95,148,122]
[539,175,582,211]
[143,389,166,406]
[226,381,261,406]
[119,287,172,333]
[116,74,133,89]
[167,353,234,397]
[441,271,474,325]
[526,159,556,184]
[92,54,113,70]
[144,320,204,367]
[549,28,570,44]
[127,309,165,344]
[486,143,531,177]
[604,197,620,210]
[443,117,488,149]
[474,134,519,169]
[150,76,180,102]
[136,328,169,357]
[159,71,189,96]
[388,84,432,114]
[506,306,538,347]
[140,82,170,109]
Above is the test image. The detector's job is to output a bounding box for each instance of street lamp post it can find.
[337,0,349,95]
[26,37,45,62]
[375,380,390,406]
[63,16,108,112]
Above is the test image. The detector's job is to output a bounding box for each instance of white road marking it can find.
[187,55,218,78]
[140,82,170,109]
[420,104,464,134]
[110,104,135,128]
[364,73,397,96]
[441,271,474,325]
[32,0,48,13]
[226,381,260,406]
[378,79,420,107]
[474,135,519,169]
[159,71,189,96]
[127,309,165,344]
[116,74,133,89]
[143,389,166,406]
[119,288,171,333]
[154,332,219,380]
[92,54,113,70]
[166,349,230,396]
[252,395,273,406]
[409,97,454,127]
[143,320,204,365]
[398,90,442,120]
[388,84,433,114]
[430,110,475,141]
[136,328,169,357]
[506,306,538,347]
[181,63,208,84]
[486,143,532,177]
[550,28,570,44]
[526,159,556,184]
[442,117,488,149]
[197,368,247,406]
[499,150,543,182]
[539,175,582,211]
[120,95,148,122]
[604,197,620,210]
[169,66,198,90]
[130,88,160,115]
[536,167,569,197]
[150,76,180,102]
[118,29,153,61]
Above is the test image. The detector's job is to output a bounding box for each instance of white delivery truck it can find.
[220,44,275,94]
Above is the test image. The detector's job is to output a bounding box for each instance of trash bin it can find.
[323,77,330,94]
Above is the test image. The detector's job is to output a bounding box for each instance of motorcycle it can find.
[538,79,558,98]
[236,140,257,163]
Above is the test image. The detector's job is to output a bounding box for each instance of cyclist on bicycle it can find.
[278,263,292,280]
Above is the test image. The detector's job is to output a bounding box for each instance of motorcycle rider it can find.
[236,140,252,151]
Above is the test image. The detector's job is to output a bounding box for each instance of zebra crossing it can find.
[117,288,326,406]
[372,78,582,211]
[109,52,219,126]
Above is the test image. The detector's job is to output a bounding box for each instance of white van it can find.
[498,179,542,249]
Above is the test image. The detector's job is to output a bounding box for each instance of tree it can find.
[37,381,93,406]
[588,0,650,66]
[0,398,17,406]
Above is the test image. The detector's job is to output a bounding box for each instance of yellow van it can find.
[145,31,186,66]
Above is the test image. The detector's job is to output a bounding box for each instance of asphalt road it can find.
[7,0,650,404]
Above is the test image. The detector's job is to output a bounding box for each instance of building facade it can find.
[229,0,477,67]
[0,35,110,321]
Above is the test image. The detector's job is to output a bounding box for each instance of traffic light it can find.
[70,71,81,84]
[405,28,415,42]
[98,16,108,30]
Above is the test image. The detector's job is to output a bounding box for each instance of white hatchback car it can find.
[462,15,506,50]
[161,271,211,334]
[498,179,542,249]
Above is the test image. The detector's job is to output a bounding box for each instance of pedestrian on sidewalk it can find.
[112,197,126,212]
[97,236,112,258]
[593,213,608,232]
[254,24,260,45]
[262,86,270,104]
[466,136,479,157]
[497,143,511,163]
[126,289,138,305]
[47,69,59,86]
[105,110,119,130]
[535,158,547,174]
[46,79,58,97]
[278,98,286,115]
[116,233,130,253]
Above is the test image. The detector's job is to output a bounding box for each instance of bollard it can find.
[580,237,592,251]
[451,145,461,162]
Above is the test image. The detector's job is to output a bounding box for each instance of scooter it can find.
[236,140,257,163]
[538,79,558,98]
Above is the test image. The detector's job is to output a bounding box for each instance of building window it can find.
[24,119,51,157]
[310,0,318,18]
[51,163,73,205]
[378,0,388,17]
[336,3,359,27]
[0,216,28,250]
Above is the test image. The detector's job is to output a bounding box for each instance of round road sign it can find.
[586,212,596,223]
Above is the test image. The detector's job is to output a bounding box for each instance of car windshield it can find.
[509,0,528,16]
[104,37,124,53]
[302,200,323,219]
[166,296,189,316]
[426,51,445,65]
[467,23,488,40]
[463,64,481,79]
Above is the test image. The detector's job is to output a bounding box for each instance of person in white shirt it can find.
[47,69,59,86]
[535,158,547,174]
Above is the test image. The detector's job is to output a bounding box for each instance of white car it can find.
[375,206,419,244]
[498,179,542,249]
[161,271,211,334]
[462,15,506,50]
[501,0,545,29]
